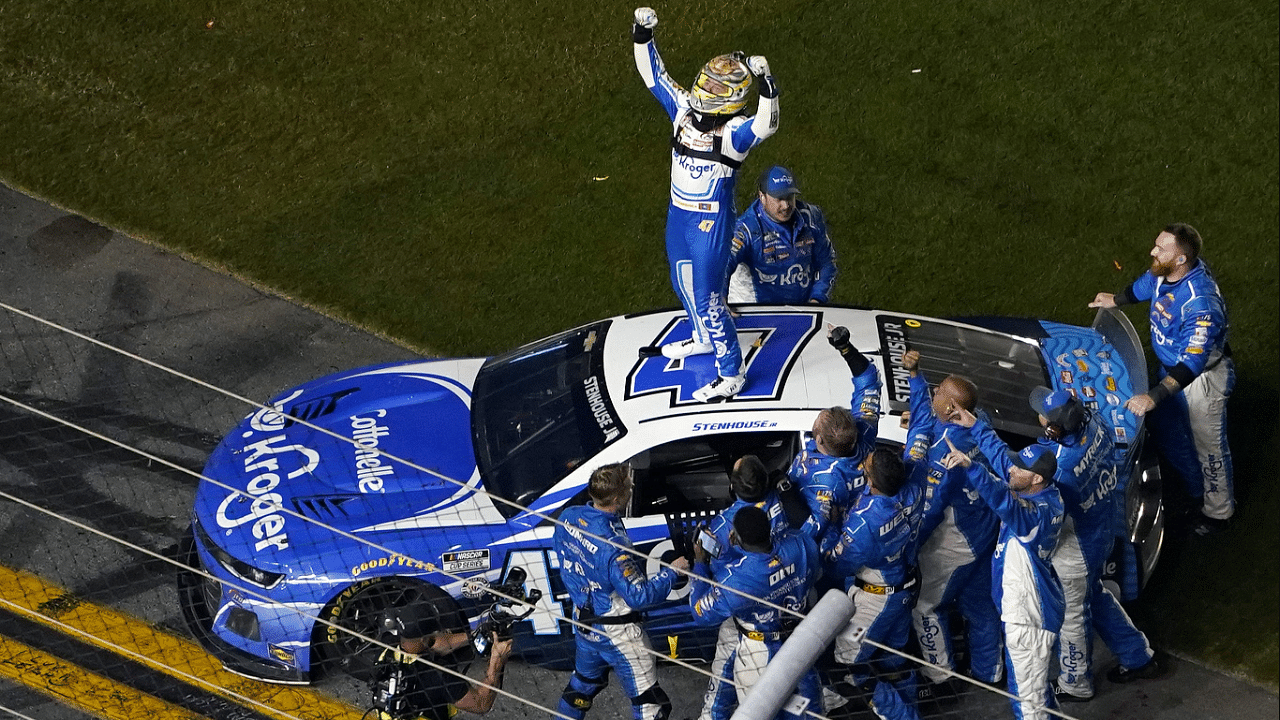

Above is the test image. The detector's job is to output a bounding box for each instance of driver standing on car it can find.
[554,463,691,720]
[632,6,780,402]
[377,605,513,720]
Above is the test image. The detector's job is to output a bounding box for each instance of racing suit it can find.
[786,359,882,550]
[696,493,790,720]
[971,412,1153,698]
[727,199,837,304]
[690,530,821,720]
[1121,261,1234,519]
[903,373,1003,686]
[962,458,1065,720]
[826,481,923,720]
[634,32,779,379]
[554,504,680,720]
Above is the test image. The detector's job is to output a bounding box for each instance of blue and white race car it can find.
[179,306,1164,683]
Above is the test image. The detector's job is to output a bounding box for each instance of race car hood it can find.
[193,358,495,566]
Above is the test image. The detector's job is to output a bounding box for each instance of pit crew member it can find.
[695,455,790,720]
[957,390,1163,701]
[727,165,837,305]
[554,463,691,720]
[632,6,780,401]
[825,447,923,720]
[689,506,820,720]
[899,350,1003,696]
[942,438,1064,720]
[784,325,881,551]
[1089,222,1234,535]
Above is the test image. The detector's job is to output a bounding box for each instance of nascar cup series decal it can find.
[628,312,819,405]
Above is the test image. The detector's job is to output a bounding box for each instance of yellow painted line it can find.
[0,633,206,720]
[0,564,363,720]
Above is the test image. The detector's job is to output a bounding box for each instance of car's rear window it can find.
[471,320,624,518]
[875,314,1049,439]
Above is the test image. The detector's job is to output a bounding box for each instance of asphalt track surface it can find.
[1,179,1276,720]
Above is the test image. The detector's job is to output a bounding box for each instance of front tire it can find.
[313,576,469,680]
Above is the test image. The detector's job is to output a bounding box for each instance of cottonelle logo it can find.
[350,410,395,493]
[217,434,319,552]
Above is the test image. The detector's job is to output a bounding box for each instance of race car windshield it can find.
[471,321,624,519]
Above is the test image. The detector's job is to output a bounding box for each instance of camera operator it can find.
[377,605,513,720]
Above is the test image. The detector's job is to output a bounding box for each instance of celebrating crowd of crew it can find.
[385,7,1235,719]
[552,321,1167,720]
[548,8,1221,720]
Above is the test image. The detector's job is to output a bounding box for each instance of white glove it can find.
[634,7,658,29]
[747,55,770,76]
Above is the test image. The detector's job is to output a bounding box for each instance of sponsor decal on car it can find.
[351,554,437,578]
[441,549,491,574]
[350,410,395,493]
[268,644,296,665]
[218,434,321,552]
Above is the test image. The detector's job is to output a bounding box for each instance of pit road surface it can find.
[1,180,1275,720]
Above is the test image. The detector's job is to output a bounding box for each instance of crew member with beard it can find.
[1090,223,1234,536]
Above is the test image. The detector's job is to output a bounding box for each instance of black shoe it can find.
[1053,682,1093,703]
[1190,513,1230,536]
[1107,653,1167,683]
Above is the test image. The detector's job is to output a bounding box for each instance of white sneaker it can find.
[661,338,714,359]
[693,373,746,402]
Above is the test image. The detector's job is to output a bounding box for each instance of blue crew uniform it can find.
[696,494,789,720]
[690,530,820,720]
[826,481,923,720]
[634,34,779,380]
[962,458,1065,720]
[971,411,1153,699]
[903,373,1004,686]
[786,360,881,549]
[554,504,680,720]
[1125,261,1234,519]
[728,198,837,304]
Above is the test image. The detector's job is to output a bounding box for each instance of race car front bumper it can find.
[176,527,311,684]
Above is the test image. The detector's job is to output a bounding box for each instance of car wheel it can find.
[313,576,467,680]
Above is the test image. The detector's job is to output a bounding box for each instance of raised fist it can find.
[827,325,852,350]
[747,55,770,76]
[634,7,658,28]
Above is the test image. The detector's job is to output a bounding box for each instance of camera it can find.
[470,566,543,655]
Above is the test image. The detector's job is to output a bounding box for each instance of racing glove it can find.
[748,55,779,98]
[828,326,871,376]
[633,7,657,43]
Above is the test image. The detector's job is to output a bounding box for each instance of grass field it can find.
[2,0,1276,688]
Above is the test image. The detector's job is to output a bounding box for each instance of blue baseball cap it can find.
[759,165,801,198]
[1007,444,1057,479]
[1029,386,1085,431]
